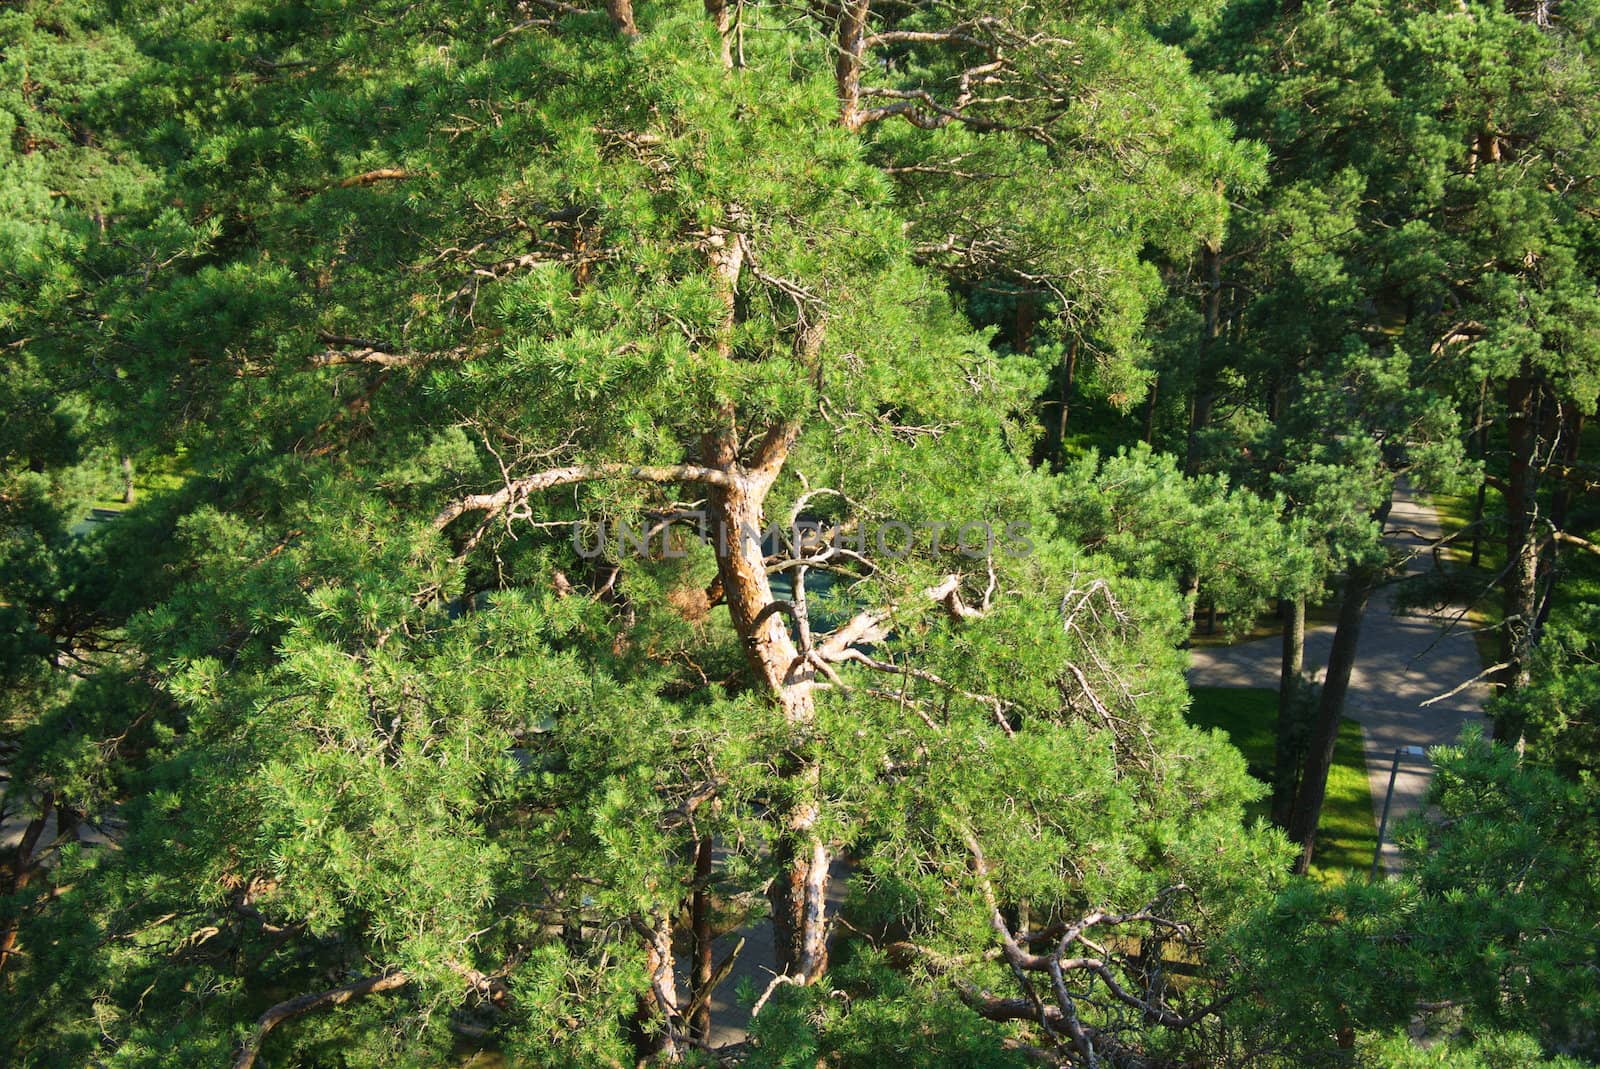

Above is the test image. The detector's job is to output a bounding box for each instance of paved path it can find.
[1188,481,1489,873]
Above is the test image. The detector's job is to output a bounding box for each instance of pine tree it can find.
[2,1,1286,1065]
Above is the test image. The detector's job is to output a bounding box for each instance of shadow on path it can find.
[1187,481,1489,874]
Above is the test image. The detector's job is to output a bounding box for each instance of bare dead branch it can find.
[335,169,413,189]
[432,463,740,530]
[232,971,410,1069]
[1421,662,1511,707]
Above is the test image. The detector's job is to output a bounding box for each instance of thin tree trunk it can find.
[1497,369,1539,742]
[1186,229,1223,475]
[1537,402,1584,636]
[698,229,829,982]
[1549,401,1582,534]
[1015,293,1037,354]
[636,913,684,1061]
[1143,373,1160,445]
[1271,594,1305,829]
[1055,337,1078,460]
[689,836,715,1042]
[1469,377,1488,567]
[1288,561,1381,874]
[700,233,831,981]
[1176,239,1220,616]
[121,456,135,504]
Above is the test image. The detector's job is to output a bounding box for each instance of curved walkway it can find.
[1187,482,1489,873]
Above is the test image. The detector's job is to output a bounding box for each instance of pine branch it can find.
[432,463,739,529]
[232,971,410,1069]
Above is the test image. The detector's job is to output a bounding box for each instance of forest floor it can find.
[1187,481,1491,876]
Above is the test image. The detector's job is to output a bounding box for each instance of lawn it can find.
[1187,686,1376,883]
[1425,486,1518,672]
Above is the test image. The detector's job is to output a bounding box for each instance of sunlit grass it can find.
[1188,686,1376,883]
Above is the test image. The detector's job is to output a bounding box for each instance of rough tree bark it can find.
[701,431,831,979]
[605,0,640,37]
[834,0,871,130]
[704,0,734,68]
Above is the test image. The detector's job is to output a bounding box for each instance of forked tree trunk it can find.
[701,426,830,981]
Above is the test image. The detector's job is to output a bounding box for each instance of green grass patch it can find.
[1427,485,1506,573]
[88,451,191,513]
[1423,487,1507,671]
[1187,686,1376,883]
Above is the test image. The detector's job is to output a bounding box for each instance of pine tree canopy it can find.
[4,0,1600,1067]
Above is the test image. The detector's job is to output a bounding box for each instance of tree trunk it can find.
[1496,369,1539,742]
[1537,402,1584,637]
[0,791,54,978]
[605,0,640,36]
[1469,377,1488,567]
[689,836,715,1042]
[702,428,830,981]
[1185,237,1222,476]
[698,226,830,982]
[1549,401,1582,534]
[1143,373,1160,445]
[1288,494,1389,875]
[121,456,136,504]
[1271,594,1305,829]
[1179,572,1200,633]
[834,0,870,130]
[635,913,684,1061]
[1055,337,1078,457]
[704,0,734,67]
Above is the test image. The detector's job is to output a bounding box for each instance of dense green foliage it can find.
[3,0,1599,1067]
